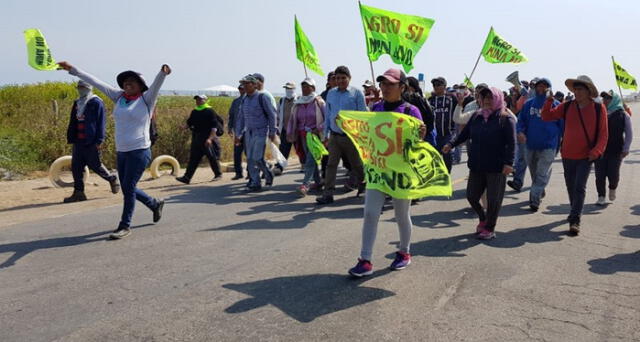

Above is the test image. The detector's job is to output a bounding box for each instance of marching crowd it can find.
[56,62,633,277]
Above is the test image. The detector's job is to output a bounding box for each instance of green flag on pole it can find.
[295,16,324,76]
[359,3,435,73]
[480,27,527,64]
[613,59,638,91]
[24,28,58,71]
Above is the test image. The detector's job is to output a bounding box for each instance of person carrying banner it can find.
[58,61,171,240]
[316,66,367,205]
[595,91,633,206]
[443,87,516,240]
[429,77,457,172]
[176,95,224,184]
[516,78,563,212]
[541,75,608,236]
[64,80,120,203]
[287,78,326,196]
[236,74,278,192]
[349,68,426,277]
[228,84,246,180]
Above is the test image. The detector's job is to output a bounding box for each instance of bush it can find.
[0,82,237,176]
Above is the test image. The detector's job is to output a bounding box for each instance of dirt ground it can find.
[0,160,300,228]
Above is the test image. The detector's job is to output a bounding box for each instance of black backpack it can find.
[214,112,225,137]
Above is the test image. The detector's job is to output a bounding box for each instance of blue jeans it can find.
[117,148,157,228]
[301,132,321,186]
[512,142,528,187]
[245,129,273,188]
[562,159,592,225]
[525,148,556,206]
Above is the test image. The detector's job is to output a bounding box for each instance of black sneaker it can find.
[109,227,131,240]
[109,179,120,194]
[507,180,522,192]
[176,176,190,185]
[63,191,87,203]
[529,204,539,212]
[232,174,243,180]
[211,175,223,182]
[316,195,334,205]
[246,185,262,193]
[153,199,165,223]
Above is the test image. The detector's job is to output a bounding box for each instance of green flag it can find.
[613,59,638,91]
[306,133,329,166]
[359,3,435,73]
[295,16,324,76]
[24,28,58,71]
[464,74,474,89]
[480,27,527,64]
[337,110,451,199]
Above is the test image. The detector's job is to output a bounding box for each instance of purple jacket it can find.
[371,101,423,120]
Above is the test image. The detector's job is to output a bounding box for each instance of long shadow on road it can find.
[0,223,153,269]
[404,219,567,258]
[587,224,640,275]
[223,270,394,323]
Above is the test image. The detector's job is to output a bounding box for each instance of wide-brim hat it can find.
[116,71,149,92]
[565,75,598,98]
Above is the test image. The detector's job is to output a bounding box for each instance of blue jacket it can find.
[67,97,106,145]
[451,111,516,173]
[517,95,563,151]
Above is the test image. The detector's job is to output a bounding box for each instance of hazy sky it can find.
[2,0,639,95]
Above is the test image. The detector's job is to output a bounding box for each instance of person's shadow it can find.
[401,219,567,258]
[620,224,640,239]
[0,224,153,269]
[587,251,640,274]
[223,270,394,323]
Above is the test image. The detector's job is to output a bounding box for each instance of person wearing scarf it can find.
[276,82,300,173]
[64,80,119,203]
[286,78,325,196]
[595,91,633,205]
[443,87,516,240]
[58,61,171,240]
[349,68,426,277]
[176,95,224,185]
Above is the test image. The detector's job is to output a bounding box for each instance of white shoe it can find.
[609,189,617,201]
[596,196,606,206]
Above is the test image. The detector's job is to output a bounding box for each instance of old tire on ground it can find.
[49,155,89,188]
[150,155,180,179]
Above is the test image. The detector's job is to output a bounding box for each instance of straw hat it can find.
[565,75,598,98]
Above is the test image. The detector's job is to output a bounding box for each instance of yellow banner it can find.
[337,111,451,199]
[24,29,58,71]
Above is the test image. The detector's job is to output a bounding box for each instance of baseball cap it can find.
[253,73,265,83]
[376,68,406,84]
[193,94,208,100]
[283,82,296,89]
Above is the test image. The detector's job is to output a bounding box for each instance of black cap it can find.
[431,77,446,86]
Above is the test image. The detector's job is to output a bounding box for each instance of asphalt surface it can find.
[1,109,640,342]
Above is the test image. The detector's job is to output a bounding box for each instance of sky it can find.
[2,0,640,96]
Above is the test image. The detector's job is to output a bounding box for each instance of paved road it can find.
[2,109,640,342]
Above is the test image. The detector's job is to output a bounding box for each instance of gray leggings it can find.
[360,189,412,260]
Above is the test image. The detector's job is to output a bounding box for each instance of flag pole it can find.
[468,26,492,81]
[358,1,376,85]
[612,56,625,103]
[303,61,309,78]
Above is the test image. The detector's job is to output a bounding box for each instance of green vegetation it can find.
[0,82,237,177]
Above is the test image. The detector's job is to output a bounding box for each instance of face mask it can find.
[285,89,295,99]
[78,87,92,97]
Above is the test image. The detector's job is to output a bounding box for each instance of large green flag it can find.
[337,110,451,199]
[24,28,58,71]
[480,27,527,64]
[613,59,638,91]
[359,3,435,73]
[295,16,324,76]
